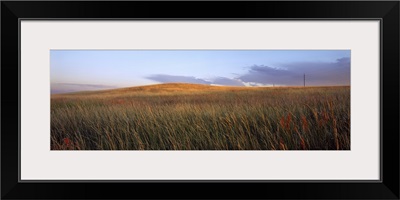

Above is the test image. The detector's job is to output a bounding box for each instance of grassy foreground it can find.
[51,83,350,150]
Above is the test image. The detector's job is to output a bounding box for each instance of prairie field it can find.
[51,83,350,150]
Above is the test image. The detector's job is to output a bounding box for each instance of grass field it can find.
[51,83,350,150]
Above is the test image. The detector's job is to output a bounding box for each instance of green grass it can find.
[51,83,350,150]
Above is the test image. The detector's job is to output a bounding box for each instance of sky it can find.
[50,50,351,94]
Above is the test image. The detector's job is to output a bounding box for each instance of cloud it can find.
[146,74,212,85]
[238,57,350,86]
[51,83,116,94]
[146,74,246,86]
[212,77,245,86]
[239,65,297,85]
[145,57,350,87]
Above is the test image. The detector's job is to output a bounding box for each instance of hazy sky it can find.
[51,50,350,94]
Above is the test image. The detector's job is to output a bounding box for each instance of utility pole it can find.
[304,74,305,87]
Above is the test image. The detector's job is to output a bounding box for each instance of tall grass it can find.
[51,84,350,150]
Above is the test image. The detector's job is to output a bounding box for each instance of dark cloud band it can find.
[145,57,350,87]
[238,57,350,86]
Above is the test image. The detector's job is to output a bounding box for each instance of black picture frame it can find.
[1,1,399,199]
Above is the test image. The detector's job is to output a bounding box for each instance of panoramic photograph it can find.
[51,50,350,150]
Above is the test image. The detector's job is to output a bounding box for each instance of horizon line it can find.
[51,82,351,95]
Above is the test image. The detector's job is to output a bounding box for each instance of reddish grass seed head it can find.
[301,115,309,130]
[63,138,70,147]
[279,117,285,128]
